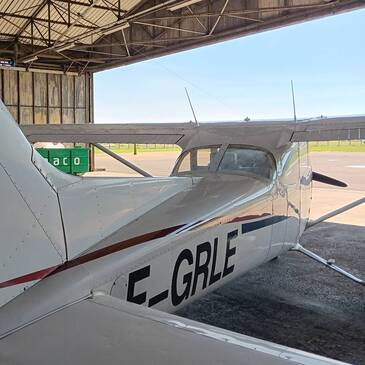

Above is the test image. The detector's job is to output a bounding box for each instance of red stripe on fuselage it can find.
[51,224,185,275]
[0,224,184,289]
[0,266,57,289]
[0,213,272,289]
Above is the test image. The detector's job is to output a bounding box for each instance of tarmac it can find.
[89,151,365,364]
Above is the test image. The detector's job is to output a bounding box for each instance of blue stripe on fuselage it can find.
[242,216,287,234]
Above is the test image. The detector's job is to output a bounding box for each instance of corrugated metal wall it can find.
[0,69,93,125]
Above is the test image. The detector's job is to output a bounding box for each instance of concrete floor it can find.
[178,222,365,364]
[89,151,365,364]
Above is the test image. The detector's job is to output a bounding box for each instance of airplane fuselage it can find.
[108,141,312,312]
[0,103,312,334]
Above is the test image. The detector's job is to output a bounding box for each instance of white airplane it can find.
[0,98,364,364]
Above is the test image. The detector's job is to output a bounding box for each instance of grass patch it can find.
[93,142,365,154]
[309,141,365,152]
[94,144,181,154]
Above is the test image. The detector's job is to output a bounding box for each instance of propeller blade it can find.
[312,171,347,187]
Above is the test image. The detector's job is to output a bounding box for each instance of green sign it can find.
[36,147,89,175]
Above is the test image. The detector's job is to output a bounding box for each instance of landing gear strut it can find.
[291,243,364,286]
[292,197,365,287]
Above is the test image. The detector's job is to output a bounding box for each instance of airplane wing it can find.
[0,294,348,365]
[19,115,365,148]
[290,116,365,142]
[20,123,195,144]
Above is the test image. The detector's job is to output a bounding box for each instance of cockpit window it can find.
[218,146,274,180]
[173,145,275,179]
[174,146,220,174]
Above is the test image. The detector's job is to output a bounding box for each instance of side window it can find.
[196,147,220,169]
[174,146,220,174]
[218,147,274,180]
[177,153,191,173]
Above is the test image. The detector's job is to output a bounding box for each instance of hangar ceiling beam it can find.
[54,0,125,14]
[15,0,49,40]
[0,11,96,30]
[1,0,364,73]
[133,21,206,35]
[209,0,230,35]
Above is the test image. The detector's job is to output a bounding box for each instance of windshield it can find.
[173,145,275,180]
[218,146,274,180]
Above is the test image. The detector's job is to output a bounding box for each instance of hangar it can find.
[0,2,364,363]
[0,0,364,128]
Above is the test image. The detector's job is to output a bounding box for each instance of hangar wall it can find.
[0,69,93,126]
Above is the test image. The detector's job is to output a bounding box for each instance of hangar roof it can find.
[0,0,364,73]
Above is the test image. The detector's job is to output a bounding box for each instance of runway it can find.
[90,150,365,363]
[311,152,365,191]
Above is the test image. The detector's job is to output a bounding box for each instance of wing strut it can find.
[306,197,365,229]
[92,143,152,177]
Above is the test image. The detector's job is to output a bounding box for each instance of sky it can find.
[94,8,365,123]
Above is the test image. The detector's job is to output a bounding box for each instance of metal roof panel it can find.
[0,0,364,72]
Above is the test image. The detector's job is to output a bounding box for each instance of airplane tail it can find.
[0,99,193,308]
[0,99,76,307]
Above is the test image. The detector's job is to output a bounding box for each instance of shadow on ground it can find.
[178,222,365,364]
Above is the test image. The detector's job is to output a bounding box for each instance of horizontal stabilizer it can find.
[0,294,350,365]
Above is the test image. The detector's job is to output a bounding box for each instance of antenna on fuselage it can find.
[291,80,297,123]
[185,87,199,126]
